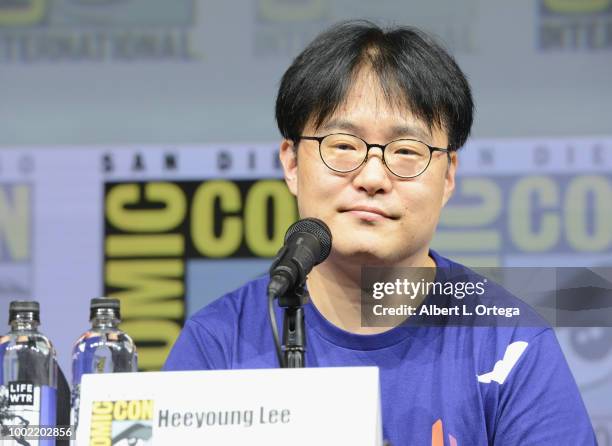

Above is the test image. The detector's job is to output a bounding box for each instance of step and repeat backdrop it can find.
[0,0,611,443]
[1,140,611,439]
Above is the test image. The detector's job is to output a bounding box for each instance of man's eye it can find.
[333,144,357,151]
[395,148,421,156]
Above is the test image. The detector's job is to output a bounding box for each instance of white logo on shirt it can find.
[477,341,528,384]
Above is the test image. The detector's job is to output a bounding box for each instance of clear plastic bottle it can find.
[0,300,58,445]
[71,298,137,430]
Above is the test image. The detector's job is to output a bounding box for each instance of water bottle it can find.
[0,300,58,445]
[71,298,137,430]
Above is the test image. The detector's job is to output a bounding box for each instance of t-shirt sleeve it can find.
[493,328,596,445]
[162,318,230,371]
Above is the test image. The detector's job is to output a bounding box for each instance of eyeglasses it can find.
[298,133,449,179]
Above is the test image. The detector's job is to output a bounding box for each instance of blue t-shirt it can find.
[163,251,596,445]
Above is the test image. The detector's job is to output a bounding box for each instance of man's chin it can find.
[331,244,397,266]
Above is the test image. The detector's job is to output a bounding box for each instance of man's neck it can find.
[306,250,436,335]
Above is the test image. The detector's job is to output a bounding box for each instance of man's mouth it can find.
[340,206,396,222]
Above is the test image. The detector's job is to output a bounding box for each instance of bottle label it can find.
[8,381,35,405]
[0,382,57,445]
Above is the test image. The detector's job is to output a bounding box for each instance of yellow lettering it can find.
[544,0,610,13]
[106,234,184,257]
[92,401,114,415]
[113,401,127,421]
[140,400,154,420]
[127,400,141,420]
[440,178,501,226]
[244,180,297,256]
[191,181,242,257]
[0,0,46,25]
[106,260,184,319]
[510,177,560,251]
[565,176,612,251]
[90,401,113,445]
[89,438,111,446]
[106,183,186,232]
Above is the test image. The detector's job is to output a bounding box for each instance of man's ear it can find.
[442,151,457,207]
[279,139,298,196]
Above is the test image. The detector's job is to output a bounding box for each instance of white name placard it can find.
[77,367,382,446]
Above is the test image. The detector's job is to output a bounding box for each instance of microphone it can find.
[267,218,332,298]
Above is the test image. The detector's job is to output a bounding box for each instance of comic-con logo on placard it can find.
[0,184,32,299]
[0,0,199,63]
[538,0,612,51]
[90,400,154,446]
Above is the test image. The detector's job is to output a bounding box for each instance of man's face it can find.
[280,69,457,266]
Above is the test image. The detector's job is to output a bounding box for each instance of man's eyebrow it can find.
[318,119,363,134]
[318,120,432,142]
[387,124,432,142]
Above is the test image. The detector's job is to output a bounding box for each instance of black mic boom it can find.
[267,218,332,298]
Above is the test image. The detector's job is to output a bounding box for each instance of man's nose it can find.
[352,147,393,195]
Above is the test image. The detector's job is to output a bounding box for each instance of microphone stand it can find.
[277,284,308,368]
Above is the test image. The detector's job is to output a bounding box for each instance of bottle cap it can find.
[90,297,120,320]
[9,300,40,323]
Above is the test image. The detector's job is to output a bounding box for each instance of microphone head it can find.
[284,218,332,264]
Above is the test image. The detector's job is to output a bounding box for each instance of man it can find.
[164,21,596,444]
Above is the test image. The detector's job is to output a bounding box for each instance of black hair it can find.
[275,20,474,151]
